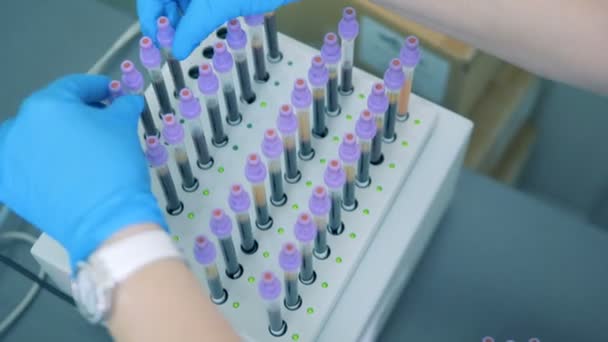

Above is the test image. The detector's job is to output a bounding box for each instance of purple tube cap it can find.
[384,59,406,91]
[120,60,144,93]
[156,16,175,49]
[108,80,124,101]
[212,41,234,73]
[294,213,317,243]
[291,78,312,108]
[262,129,284,159]
[321,32,341,64]
[228,184,251,213]
[245,153,267,183]
[145,136,168,167]
[324,159,346,189]
[210,209,233,239]
[309,186,331,216]
[226,19,247,50]
[178,88,201,119]
[338,7,359,41]
[355,110,377,140]
[339,133,361,163]
[276,104,298,135]
[139,36,162,69]
[193,235,217,265]
[400,36,422,68]
[258,271,281,301]
[308,55,329,87]
[279,242,302,272]
[367,83,389,114]
[244,14,265,26]
[197,63,220,95]
[162,114,185,145]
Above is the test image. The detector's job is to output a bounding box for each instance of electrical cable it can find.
[87,21,141,75]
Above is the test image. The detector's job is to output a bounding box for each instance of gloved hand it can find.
[137,0,296,60]
[0,74,166,268]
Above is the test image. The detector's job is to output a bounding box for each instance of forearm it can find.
[373,0,608,94]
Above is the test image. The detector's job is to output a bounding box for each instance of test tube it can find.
[308,55,329,138]
[139,36,173,115]
[245,15,269,83]
[308,186,331,259]
[156,16,186,95]
[291,79,314,160]
[339,133,361,211]
[210,208,243,279]
[294,212,317,284]
[178,88,214,169]
[321,33,341,116]
[108,80,124,103]
[276,104,301,183]
[338,7,359,95]
[197,63,228,147]
[324,160,346,235]
[368,83,389,165]
[226,19,256,103]
[258,271,287,336]
[245,153,273,229]
[261,129,287,206]
[212,42,242,125]
[264,12,282,63]
[120,60,159,138]
[279,242,302,310]
[355,110,376,187]
[398,36,422,121]
[227,184,257,253]
[144,136,183,215]
[162,114,199,192]
[383,59,406,142]
[193,235,227,304]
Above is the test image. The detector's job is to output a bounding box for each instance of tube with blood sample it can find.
[324,160,346,235]
[262,129,287,206]
[156,16,186,94]
[308,55,329,138]
[139,36,173,115]
[193,235,227,304]
[197,63,229,147]
[178,88,213,169]
[355,110,376,187]
[368,83,389,165]
[145,136,182,215]
[276,104,301,183]
[108,80,123,103]
[294,212,317,284]
[210,208,243,279]
[338,7,359,95]
[212,42,242,125]
[339,133,361,210]
[264,12,282,63]
[228,184,257,253]
[398,36,421,121]
[258,271,287,336]
[279,242,302,310]
[383,59,406,142]
[321,33,342,116]
[309,186,331,259]
[245,153,273,229]
[121,60,159,138]
[245,15,269,83]
[291,78,314,160]
[162,114,199,192]
[226,19,256,103]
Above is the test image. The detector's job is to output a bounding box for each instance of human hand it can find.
[0,74,166,267]
[137,0,296,60]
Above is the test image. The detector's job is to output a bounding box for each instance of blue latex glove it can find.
[138,0,296,60]
[0,74,166,268]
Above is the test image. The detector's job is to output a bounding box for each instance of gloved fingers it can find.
[137,0,167,44]
[172,0,224,60]
[177,0,190,13]
[164,1,181,29]
[105,95,145,128]
[47,74,111,104]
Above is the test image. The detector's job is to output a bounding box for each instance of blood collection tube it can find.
[264,12,282,63]
[291,78,314,160]
[338,7,359,95]
[121,60,159,137]
[197,63,228,147]
[108,80,123,103]
[258,271,287,336]
[383,59,406,142]
[368,83,389,165]
[212,42,242,125]
[210,208,243,279]
[245,153,273,229]
[324,160,346,235]
[227,184,257,253]
[156,16,186,95]
[261,129,287,206]
[309,186,331,259]
[321,32,341,116]
[193,235,228,304]
[178,88,214,169]
[294,212,317,284]
[339,133,361,211]
[162,114,199,192]
[308,55,329,138]
[355,110,376,187]
[276,104,301,183]
[398,36,421,121]
[245,15,269,83]
[145,136,183,215]
[226,19,256,104]
[279,242,302,310]
[139,36,173,115]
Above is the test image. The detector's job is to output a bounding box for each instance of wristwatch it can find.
[71,230,183,324]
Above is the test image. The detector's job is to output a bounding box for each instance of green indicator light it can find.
[187,212,195,220]
[203,189,210,196]
[263,251,270,258]
[376,185,383,192]
[260,101,267,108]
[358,93,365,100]
[363,209,370,215]
[306,181,313,187]
[248,276,255,284]
[346,114,353,121]
[292,204,299,210]
[306,307,314,314]
[218,166,225,173]
[288,61,293,66]
[232,302,240,309]
[278,227,285,235]
[247,123,253,129]
[172,235,179,242]
[332,136,340,143]
[415,119,421,125]
[232,145,239,151]
[292,334,300,341]
[321,282,329,288]
[335,257,343,264]
[274,81,280,86]
[320,158,326,164]
[349,232,356,239]
[389,163,396,169]
[401,141,409,147]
